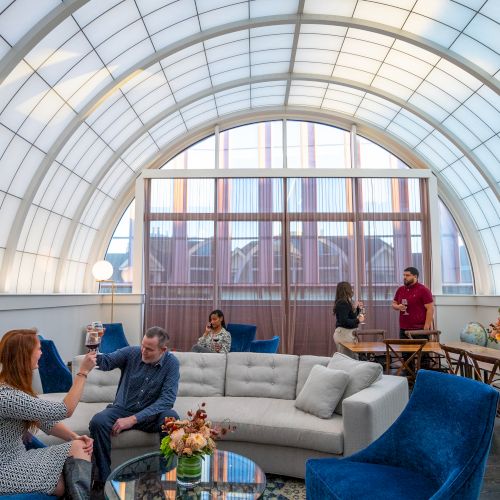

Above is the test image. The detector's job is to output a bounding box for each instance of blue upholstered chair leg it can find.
[306,370,499,500]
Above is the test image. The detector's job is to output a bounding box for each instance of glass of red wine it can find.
[85,329,100,352]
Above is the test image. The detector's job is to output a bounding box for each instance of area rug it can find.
[263,474,306,499]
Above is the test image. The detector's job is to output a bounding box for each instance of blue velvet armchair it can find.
[37,337,72,393]
[100,323,129,353]
[227,323,257,352]
[249,335,280,353]
[306,370,499,500]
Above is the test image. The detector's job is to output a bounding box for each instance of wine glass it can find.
[85,328,100,352]
[359,304,366,325]
[401,299,409,315]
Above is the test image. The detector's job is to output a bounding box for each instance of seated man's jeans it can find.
[89,405,179,481]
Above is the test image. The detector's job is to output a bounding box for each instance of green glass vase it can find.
[176,454,202,488]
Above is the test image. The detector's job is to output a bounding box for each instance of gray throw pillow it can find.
[328,352,383,415]
[294,365,349,419]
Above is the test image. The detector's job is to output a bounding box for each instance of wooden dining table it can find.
[339,341,442,355]
[439,341,500,361]
[340,340,500,360]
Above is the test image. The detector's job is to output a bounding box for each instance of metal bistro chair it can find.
[384,338,427,389]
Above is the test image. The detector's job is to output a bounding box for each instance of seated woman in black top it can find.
[333,281,364,358]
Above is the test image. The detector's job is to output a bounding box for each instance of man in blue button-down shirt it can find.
[89,326,179,482]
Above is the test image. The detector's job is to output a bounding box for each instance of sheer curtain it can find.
[357,178,431,337]
[287,178,355,355]
[145,178,215,352]
[144,176,431,355]
[144,177,283,351]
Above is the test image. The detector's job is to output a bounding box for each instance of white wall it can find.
[0,294,498,361]
[0,294,143,361]
[435,295,498,342]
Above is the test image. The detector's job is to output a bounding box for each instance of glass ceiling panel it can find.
[24,21,86,81]
[0,0,499,293]
[81,1,140,49]
[0,135,30,192]
[198,1,248,31]
[98,161,134,199]
[0,193,20,247]
[0,0,58,45]
[122,135,157,171]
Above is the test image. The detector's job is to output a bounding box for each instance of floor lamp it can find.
[92,260,115,323]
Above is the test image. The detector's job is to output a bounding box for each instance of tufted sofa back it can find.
[175,352,226,396]
[225,352,299,400]
[73,355,121,403]
[73,351,322,402]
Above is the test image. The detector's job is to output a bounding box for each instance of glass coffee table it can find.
[105,450,266,499]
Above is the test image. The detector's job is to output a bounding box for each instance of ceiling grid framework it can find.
[0,0,498,293]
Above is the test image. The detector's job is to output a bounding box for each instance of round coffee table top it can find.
[105,450,267,499]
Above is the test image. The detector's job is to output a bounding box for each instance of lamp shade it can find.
[92,260,113,281]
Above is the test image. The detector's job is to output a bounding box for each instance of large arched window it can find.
[105,121,473,298]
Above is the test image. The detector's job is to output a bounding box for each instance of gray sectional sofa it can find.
[38,351,408,478]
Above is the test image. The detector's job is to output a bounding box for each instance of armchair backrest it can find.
[226,323,257,352]
[249,335,280,353]
[405,329,441,342]
[355,370,499,498]
[38,338,72,393]
[100,323,129,353]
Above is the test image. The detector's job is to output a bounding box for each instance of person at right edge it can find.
[392,267,434,339]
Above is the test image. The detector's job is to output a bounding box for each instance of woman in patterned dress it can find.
[192,309,232,353]
[0,329,96,497]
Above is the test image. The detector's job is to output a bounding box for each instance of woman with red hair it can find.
[0,329,96,498]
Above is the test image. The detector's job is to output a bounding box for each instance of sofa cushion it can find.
[174,352,226,397]
[38,394,108,439]
[225,353,299,400]
[73,355,120,403]
[296,355,331,397]
[327,352,383,415]
[175,396,344,455]
[37,396,159,450]
[295,366,349,419]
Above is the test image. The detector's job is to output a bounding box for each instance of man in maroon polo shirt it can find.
[392,267,434,339]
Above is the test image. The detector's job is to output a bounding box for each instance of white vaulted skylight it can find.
[0,0,497,293]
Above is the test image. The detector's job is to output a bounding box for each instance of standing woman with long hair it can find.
[333,282,365,358]
[0,329,96,498]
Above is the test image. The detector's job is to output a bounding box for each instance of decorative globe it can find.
[460,322,487,347]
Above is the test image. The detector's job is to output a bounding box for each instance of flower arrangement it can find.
[487,307,500,344]
[160,403,231,459]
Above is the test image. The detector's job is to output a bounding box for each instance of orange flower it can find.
[160,403,234,459]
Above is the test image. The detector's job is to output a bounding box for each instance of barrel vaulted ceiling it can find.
[0,0,498,294]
